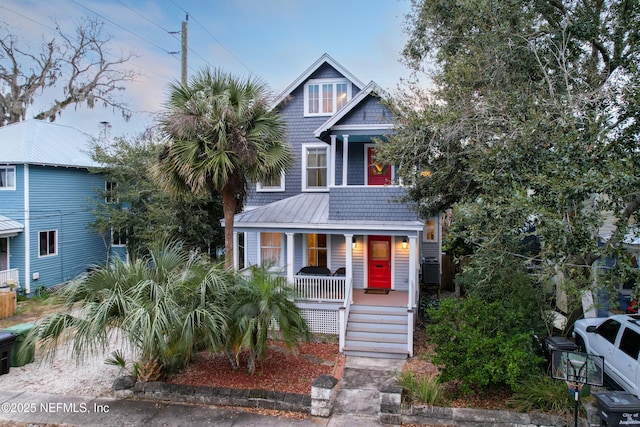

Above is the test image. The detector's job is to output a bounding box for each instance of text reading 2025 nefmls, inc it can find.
[1,402,110,413]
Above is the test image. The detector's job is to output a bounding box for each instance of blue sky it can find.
[0,0,413,138]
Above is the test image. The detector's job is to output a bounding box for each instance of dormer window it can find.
[304,78,351,116]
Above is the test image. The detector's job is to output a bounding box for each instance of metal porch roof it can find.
[0,215,24,237]
[235,193,424,233]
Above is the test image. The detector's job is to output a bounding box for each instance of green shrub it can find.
[397,370,444,405]
[507,372,575,416]
[426,297,543,393]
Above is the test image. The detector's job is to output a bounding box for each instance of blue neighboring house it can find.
[0,119,108,294]
[233,54,442,358]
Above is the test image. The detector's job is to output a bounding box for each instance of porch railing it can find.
[0,269,19,288]
[338,278,353,352]
[293,275,346,302]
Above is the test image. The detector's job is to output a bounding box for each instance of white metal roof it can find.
[0,119,99,168]
[0,215,24,237]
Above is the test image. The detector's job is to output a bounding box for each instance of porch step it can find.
[343,304,410,359]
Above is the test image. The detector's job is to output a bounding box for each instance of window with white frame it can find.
[307,234,327,267]
[112,228,127,246]
[0,166,15,190]
[303,144,329,191]
[423,219,438,242]
[39,230,57,256]
[261,232,282,266]
[256,172,285,192]
[105,181,118,203]
[304,78,352,116]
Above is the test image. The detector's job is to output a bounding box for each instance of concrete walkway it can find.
[0,356,406,427]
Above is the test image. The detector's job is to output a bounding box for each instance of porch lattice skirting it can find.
[300,308,338,335]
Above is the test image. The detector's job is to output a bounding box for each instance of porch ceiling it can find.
[0,215,24,237]
[235,193,423,233]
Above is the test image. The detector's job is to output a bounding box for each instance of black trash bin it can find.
[541,336,579,364]
[0,331,16,375]
[594,391,640,426]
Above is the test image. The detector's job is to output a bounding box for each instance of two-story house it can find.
[232,54,441,358]
[0,119,108,294]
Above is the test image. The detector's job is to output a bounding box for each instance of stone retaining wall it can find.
[121,380,311,413]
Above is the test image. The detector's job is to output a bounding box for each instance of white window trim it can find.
[423,217,439,242]
[259,231,284,267]
[111,228,127,247]
[38,229,58,258]
[105,181,118,204]
[0,166,16,190]
[303,233,332,269]
[302,143,331,192]
[256,171,286,192]
[304,78,352,117]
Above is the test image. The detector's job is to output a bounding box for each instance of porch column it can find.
[344,234,353,281]
[233,231,239,270]
[408,235,418,309]
[330,135,337,187]
[286,232,295,283]
[342,135,349,186]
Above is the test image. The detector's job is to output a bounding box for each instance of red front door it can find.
[367,147,392,185]
[368,236,391,289]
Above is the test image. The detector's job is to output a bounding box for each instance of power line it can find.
[167,0,255,76]
[0,3,176,83]
[71,0,179,57]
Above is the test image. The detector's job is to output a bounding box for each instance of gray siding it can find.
[246,64,362,208]
[339,96,393,126]
[329,187,419,222]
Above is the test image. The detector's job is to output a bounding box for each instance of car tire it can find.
[575,336,586,352]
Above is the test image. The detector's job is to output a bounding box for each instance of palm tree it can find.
[226,264,311,374]
[26,241,233,381]
[153,68,292,269]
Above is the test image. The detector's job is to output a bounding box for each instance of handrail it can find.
[338,277,353,352]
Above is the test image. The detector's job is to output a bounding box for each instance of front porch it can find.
[292,272,414,358]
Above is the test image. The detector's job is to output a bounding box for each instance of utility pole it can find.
[181,14,188,85]
[169,14,188,85]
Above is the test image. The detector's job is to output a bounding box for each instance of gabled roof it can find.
[314,81,391,138]
[0,119,98,168]
[0,215,24,237]
[271,53,366,109]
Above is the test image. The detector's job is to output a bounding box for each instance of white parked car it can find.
[573,314,640,397]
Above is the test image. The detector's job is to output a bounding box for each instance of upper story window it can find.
[112,228,128,247]
[256,172,285,192]
[303,144,329,191]
[304,78,351,116]
[39,230,57,257]
[0,166,16,190]
[105,181,118,204]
